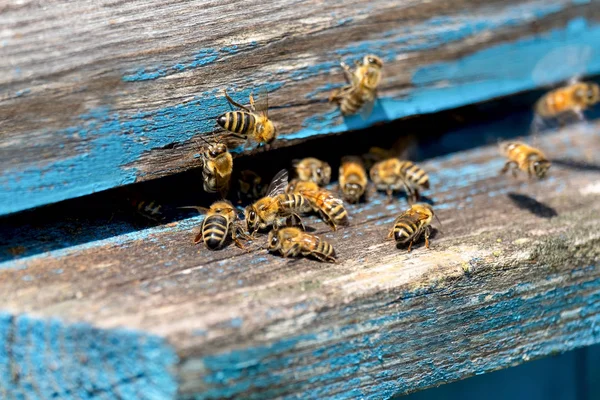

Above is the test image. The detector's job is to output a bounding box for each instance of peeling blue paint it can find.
[0,313,178,399]
[4,8,600,216]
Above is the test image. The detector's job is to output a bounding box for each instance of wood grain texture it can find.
[1,122,599,399]
[2,0,600,215]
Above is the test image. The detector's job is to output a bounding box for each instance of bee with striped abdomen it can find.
[533,80,600,130]
[245,170,312,235]
[339,156,368,203]
[198,137,233,197]
[217,88,276,145]
[329,54,383,118]
[369,158,430,203]
[500,141,551,179]
[388,203,436,252]
[299,189,349,231]
[183,201,250,250]
[267,227,337,263]
[292,158,332,186]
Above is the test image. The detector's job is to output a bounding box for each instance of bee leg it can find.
[340,61,354,83]
[386,229,395,240]
[407,240,414,253]
[386,188,394,203]
[224,90,251,112]
[319,210,336,231]
[282,243,302,259]
[313,252,336,263]
[193,230,203,245]
[424,226,431,249]
[501,161,518,177]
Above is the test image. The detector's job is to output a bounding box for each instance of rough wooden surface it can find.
[2,0,600,215]
[1,122,599,399]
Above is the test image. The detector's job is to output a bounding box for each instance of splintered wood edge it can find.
[0,124,599,398]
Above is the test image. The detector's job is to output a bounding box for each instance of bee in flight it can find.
[236,169,267,203]
[329,54,383,118]
[292,157,332,186]
[500,141,551,179]
[182,200,250,250]
[245,169,312,236]
[533,79,600,130]
[217,88,276,145]
[267,227,337,263]
[339,156,368,203]
[388,203,437,252]
[370,158,430,203]
[198,136,233,197]
[287,179,349,231]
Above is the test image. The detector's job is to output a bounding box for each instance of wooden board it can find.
[1,121,599,399]
[2,0,600,215]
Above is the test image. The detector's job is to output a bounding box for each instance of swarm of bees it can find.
[179,52,598,263]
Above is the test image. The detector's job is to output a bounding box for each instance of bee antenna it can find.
[434,214,444,234]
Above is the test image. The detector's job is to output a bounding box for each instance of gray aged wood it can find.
[1,0,600,215]
[1,123,599,398]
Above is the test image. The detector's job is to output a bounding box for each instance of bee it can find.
[388,203,436,252]
[292,158,332,186]
[300,189,349,231]
[339,156,368,203]
[500,141,551,179]
[267,227,337,263]
[236,169,267,203]
[369,158,430,202]
[329,54,383,118]
[534,81,600,122]
[183,201,249,250]
[245,170,312,235]
[131,199,164,222]
[198,137,233,197]
[216,88,276,145]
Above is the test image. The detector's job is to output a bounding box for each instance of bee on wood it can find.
[286,179,349,231]
[182,201,250,250]
[267,227,337,263]
[198,137,233,197]
[292,157,332,186]
[236,169,267,203]
[244,170,312,235]
[217,88,276,145]
[369,158,430,203]
[339,156,368,203]
[388,203,436,252]
[500,141,551,179]
[131,199,164,222]
[329,54,383,118]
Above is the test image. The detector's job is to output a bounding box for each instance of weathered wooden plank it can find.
[1,121,599,398]
[1,0,600,215]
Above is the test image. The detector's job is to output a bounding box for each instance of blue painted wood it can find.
[1,121,599,398]
[1,0,599,216]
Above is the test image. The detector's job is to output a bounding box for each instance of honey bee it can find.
[286,179,349,231]
[182,201,250,250]
[500,141,551,179]
[267,227,337,263]
[329,54,383,118]
[199,137,233,197]
[244,170,312,235]
[292,158,332,186]
[388,203,436,252]
[131,199,164,222]
[339,156,368,203]
[236,169,267,203]
[369,158,430,202]
[216,88,276,145]
[534,80,600,122]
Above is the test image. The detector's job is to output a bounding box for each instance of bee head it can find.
[533,160,551,179]
[207,143,227,158]
[317,164,332,185]
[364,55,383,68]
[267,230,280,251]
[245,206,259,232]
[258,120,276,144]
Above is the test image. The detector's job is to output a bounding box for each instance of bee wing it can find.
[532,45,594,87]
[253,86,269,117]
[358,94,377,121]
[266,169,289,197]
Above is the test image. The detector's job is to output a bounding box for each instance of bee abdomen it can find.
[393,220,417,243]
[315,238,336,258]
[326,201,349,225]
[218,111,255,135]
[400,161,430,189]
[203,215,229,249]
[340,93,365,115]
[280,194,311,213]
